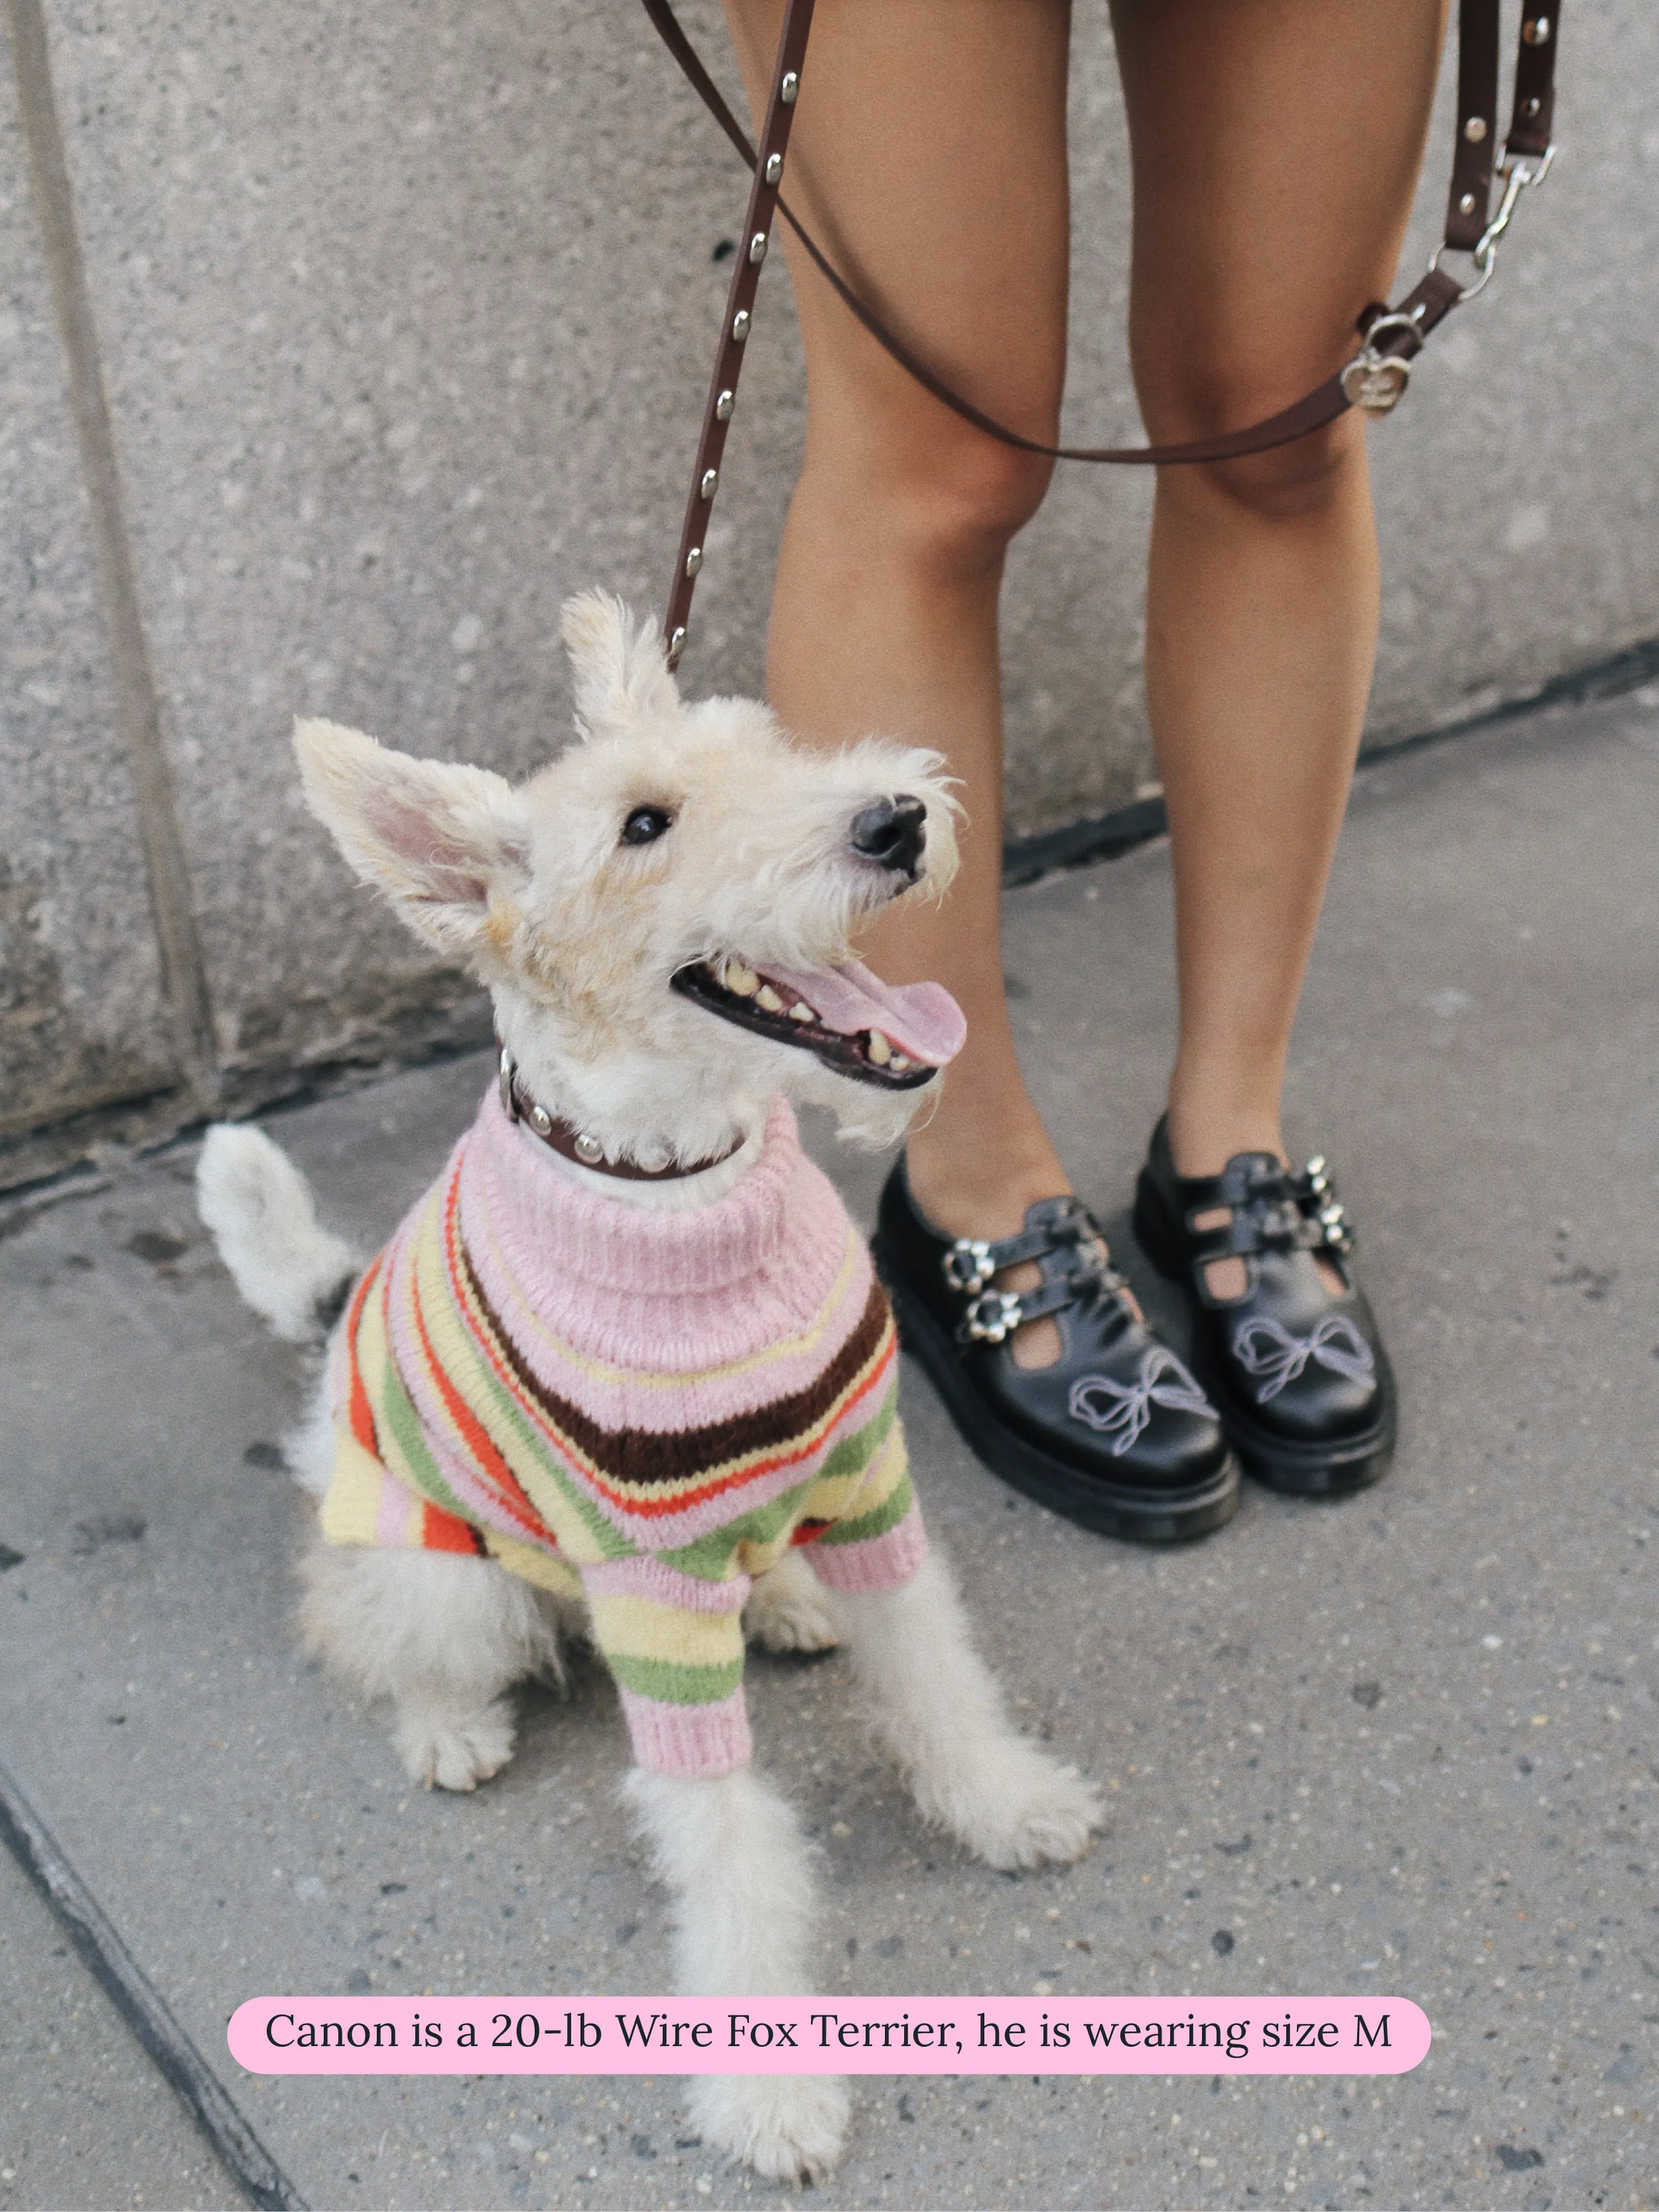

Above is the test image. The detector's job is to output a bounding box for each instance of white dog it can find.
[198,594,1100,2181]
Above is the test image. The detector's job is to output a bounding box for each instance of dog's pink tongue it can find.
[766,958,966,1068]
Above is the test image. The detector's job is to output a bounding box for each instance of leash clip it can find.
[1427,140,1556,304]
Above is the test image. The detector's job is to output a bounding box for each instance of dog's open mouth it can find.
[671,955,966,1089]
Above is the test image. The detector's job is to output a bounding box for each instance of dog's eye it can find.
[620,805,675,847]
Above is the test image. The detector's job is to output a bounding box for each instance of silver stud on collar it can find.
[573,1132,606,1166]
[528,1103,554,1139]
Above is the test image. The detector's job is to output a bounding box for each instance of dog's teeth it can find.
[789,1001,815,1022]
[889,1051,911,1072]
[866,1030,892,1066]
[756,983,785,1014]
[724,961,760,997]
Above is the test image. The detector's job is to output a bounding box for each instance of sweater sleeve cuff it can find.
[616,1686,753,1777]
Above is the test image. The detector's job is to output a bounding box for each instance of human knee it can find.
[1168,405,1362,525]
[819,425,1055,575]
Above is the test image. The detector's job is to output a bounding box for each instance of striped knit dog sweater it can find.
[321,1088,924,1777]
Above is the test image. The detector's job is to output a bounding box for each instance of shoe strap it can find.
[939,1196,1101,1295]
[944,1200,1130,1346]
[1179,1158,1326,1267]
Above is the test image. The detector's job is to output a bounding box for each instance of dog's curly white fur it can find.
[197,594,1101,2183]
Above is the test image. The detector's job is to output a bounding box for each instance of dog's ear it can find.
[561,590,679,739]
[294,719,531,957]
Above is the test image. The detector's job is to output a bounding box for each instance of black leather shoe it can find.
[873,1158,1238,1543]
[1132,1115,1396,1496]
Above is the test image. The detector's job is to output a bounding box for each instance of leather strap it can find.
[641,0,1559,661]
[1507,8,1560,156]
[497,1044,743,1182]
[1447,0,1502,249]
[657,0,815,667]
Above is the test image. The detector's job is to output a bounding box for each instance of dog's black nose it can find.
[850,794,927,877]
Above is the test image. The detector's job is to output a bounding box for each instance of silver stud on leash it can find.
[684,546,702,578]
[715,389,734,421]
[1463,115,1488,142]
[699,467,718,499]
[748,231,768,264]
[779,70,799,104]
[731,309,751,342]
[764,153,783,184]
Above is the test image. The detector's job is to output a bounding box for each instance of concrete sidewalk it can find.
[1,693,1656,2211]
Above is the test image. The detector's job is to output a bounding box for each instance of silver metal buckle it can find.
[942,1238,996,1296]
[498,1044,519,1121]
[961,1290,1022,1345]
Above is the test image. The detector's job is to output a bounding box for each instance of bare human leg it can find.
[1110,0,1447,1223]
[717,0,1073,1249]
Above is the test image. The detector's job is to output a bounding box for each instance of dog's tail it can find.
[196,1123,359,1344]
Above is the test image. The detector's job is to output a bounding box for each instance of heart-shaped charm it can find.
[1341,352,1412,416]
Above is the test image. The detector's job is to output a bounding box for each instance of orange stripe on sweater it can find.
[344,1257,384,1458]
[421,1499,488,1556]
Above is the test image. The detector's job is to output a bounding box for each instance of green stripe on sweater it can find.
[817,1466,915,1550]
[605,1652,747,1706]
[444,1313,634,1562]
[378,1348,473,1525]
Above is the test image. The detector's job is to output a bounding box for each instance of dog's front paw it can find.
[688,2072,850,2184]
[922,1740,1104,1871]
[743,1553,842,1654]
[392,1694,517,1791]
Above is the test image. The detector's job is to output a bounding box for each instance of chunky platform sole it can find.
[874,1235,1241,1545]
[1131,1190,1396,1498]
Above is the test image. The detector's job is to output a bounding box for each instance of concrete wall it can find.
[3,0,1656,1185]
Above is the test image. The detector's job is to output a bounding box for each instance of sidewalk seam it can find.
[0,1748,306,2212]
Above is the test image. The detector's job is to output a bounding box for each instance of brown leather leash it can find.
[643,0,1559,668]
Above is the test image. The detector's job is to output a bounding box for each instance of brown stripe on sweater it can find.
[458,1236,892,1493]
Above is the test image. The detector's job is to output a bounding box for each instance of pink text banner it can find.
[230,1994,1429,2077]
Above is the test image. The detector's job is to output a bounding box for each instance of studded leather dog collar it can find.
[497,1043,744,1183]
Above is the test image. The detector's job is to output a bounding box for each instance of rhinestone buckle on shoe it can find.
[942,1238,996,1296]
[960,1290,1023,1345]
[1297,1154,1355,1255]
